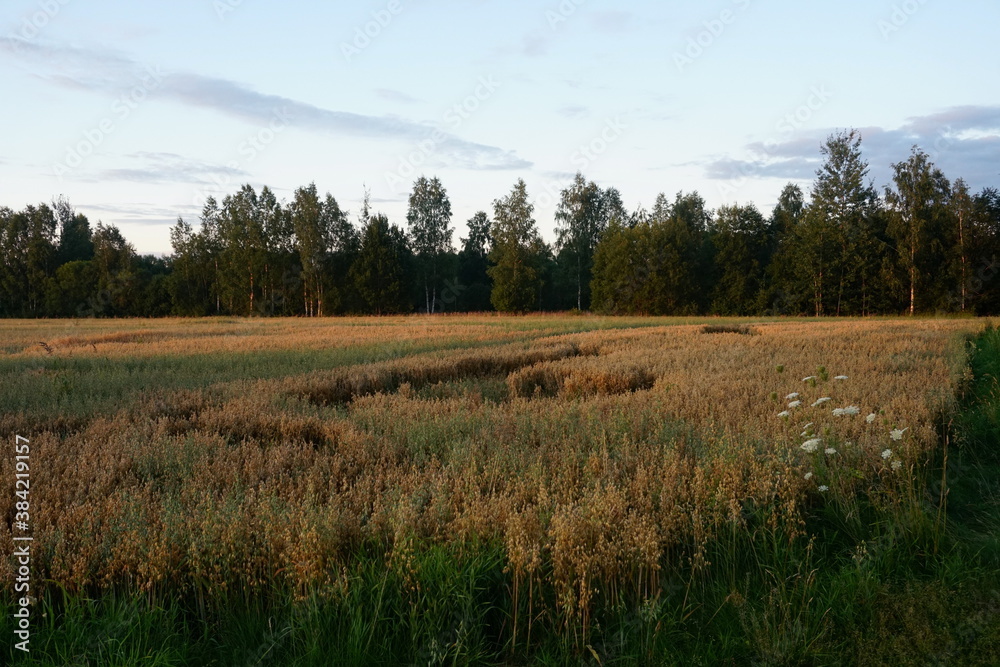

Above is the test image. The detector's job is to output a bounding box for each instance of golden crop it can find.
[0,316,984,641]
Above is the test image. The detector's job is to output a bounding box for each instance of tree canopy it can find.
[2,134,998,318]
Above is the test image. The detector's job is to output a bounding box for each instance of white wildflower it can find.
[788,400,802,409]
[802,376,816,382]
[778,411,791,418]
[866,413,877,424]
[833,406,861,417]
[812,397,832,407]
[891,460,903,471]
[882,449,893,460]
[819,485,829,492]
[834,375,849,381]
[804,472,814,480]
[832,408,846,417]
[890,428,908,441]
[825,448,837,455]
[803,422,813,430]
[786,392,800,400]
[801,438,822,453]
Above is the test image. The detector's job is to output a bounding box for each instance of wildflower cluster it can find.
[775,366,913,494]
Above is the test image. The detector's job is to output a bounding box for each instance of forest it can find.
[2,130,998,318]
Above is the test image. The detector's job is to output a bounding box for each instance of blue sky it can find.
[2,0,998,255]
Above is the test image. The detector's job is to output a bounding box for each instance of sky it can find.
[2,0,999,255]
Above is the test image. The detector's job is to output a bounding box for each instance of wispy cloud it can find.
[85,152,249,185]
[3,39,531,172]
[704,106,1000,190]
[589,11,635,33]
[83,203,184,218]
[374,88,420,105]
[557,105,589,119]
[519,32,549,57]
[77,202,194,225]
[539,170,577,182]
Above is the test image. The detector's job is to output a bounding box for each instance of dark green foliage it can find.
[54,196,94,266]
[3,133,999,319]
[709,203,772,315]
[0,203,57,316]
[44,260,98,316]
[969,188,1000,315]
[90,222,138,317]
[701,323,759,335]
[407,176,454,314]
[591,191,710,315]
[554,173,609,311]
[350,213,412,315]
[886,146,953,315]
[456,211,493,312]
[763,183,812,315]
[488,179,545,313]
[168,216,215,316]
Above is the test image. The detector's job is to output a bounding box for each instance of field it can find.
[2,315,999,665]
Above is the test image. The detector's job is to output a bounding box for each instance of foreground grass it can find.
[3,319,999,664]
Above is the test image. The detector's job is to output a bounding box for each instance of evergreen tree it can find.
[765,184,810,314]
[590,192,707,315]
[709,203,770,315]
[591,216,647,314]
[351,212,411,315]
[45,260,98,317]
[488,180,543,313]
[972,187,1000,314]
[325,194,360,314]
[91,222,137,316]
[53,196,94,266]
[457,211,493,311]
[803,130,881,316]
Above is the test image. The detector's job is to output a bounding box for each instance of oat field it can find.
[2,316,998,665]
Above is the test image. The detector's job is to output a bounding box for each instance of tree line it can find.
[2,130,998,318]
